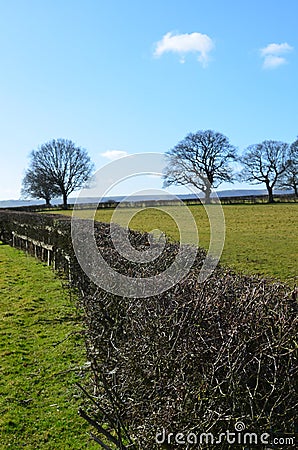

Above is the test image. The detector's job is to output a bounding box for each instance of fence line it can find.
[2,192,297,213]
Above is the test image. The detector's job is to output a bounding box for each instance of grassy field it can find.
[59,203,298,284]
[0,243,97,449]
[1,204,296,447]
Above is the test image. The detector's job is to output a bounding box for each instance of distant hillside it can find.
[0,199,46,208]
[0,189,294,208]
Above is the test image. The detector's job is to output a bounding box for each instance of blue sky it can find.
[0,0,297,200]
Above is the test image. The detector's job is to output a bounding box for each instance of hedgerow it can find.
[0,209,296,449]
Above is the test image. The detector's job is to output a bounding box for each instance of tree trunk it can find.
[204,186,211,204]
[267,185,274,203]
[45,197,51,206]
[62,192,68,209]
[294,183,298,197]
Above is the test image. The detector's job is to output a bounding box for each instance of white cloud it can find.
[154,31,214,67]
[260,42,293,69]
[263,55,287,69]
[260,42,293,56]
[101,150,128,160]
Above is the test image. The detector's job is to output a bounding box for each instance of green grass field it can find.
[0,243,97,449]
[60,203,298,284]
[1,203,296,447]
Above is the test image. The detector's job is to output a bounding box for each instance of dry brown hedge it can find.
[0,210,297,449]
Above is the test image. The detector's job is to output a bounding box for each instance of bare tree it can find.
[239,140,289,203]
[163,130,236,203]
[21,168,60,205]
[278,137,298,197]
[27,138,94,208]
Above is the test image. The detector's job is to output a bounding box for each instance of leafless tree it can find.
[163,130,236,203]
[21,168,60,205]
[278,137,298,196]
[26,138,94,208]
[239,140,290,203]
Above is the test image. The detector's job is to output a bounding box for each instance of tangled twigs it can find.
[0,210,297,449]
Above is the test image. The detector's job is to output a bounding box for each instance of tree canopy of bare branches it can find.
[240,140,289,203]
[23,138,94,208]
[163,130,236,203]
[278,137,298,196]
[21,168,60,205]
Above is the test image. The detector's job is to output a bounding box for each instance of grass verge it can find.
[0,243,97,449]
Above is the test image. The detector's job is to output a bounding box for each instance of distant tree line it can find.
[22,133,297,207]
[163,130,298,203]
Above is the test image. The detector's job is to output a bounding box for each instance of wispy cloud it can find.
[154,31,214,67]
[101,150,128,161]
[262,55,287,69]
[260,42,293,69]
